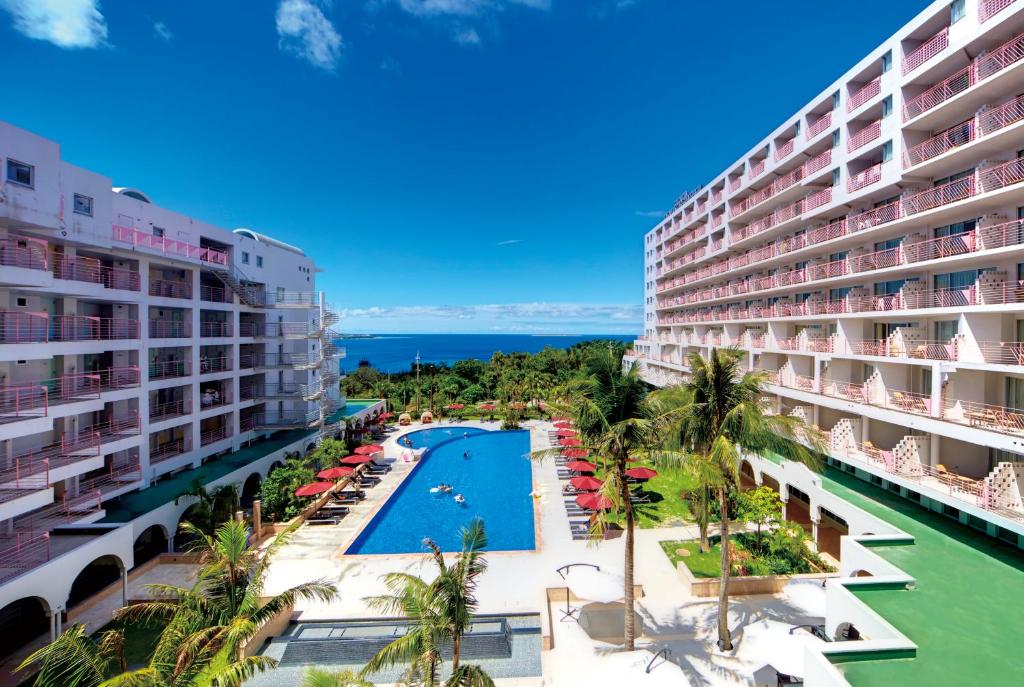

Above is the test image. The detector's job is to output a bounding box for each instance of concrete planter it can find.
[676,560,835,597]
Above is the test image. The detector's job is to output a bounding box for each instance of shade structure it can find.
[575,492,613,510]
[562,448,590,459]
[479,403,496,411]
[734,619,825,679]
[294,482,334,497]
[340,454,375,465]
[562,566,624,604]
[569,476,604,491]
[555,429,578,437]
[553,420,573,429]
[354,444,384,455]
[317,466,355,480]
[559,437,583,447]
[447,403,465,410]
[564,460,597,472]
[379,412,394,420]
[625,467,658,480]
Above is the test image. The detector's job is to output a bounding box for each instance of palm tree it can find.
[656,349,820,651]
[546,348,658,651]
[362,519,493,687]
[21,520,339,687]
[175,480,240,537]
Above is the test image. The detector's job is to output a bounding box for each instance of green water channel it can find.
[820,467,1024,685]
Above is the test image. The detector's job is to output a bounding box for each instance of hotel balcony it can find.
[0,235,48,275]
[148,356,190,381]
[198,319,232,338]
[149,428,192,466]
[902,26,949,77]
[112,225,228,266]
[981,0,1022,23]
[148,319,190,339]
[846,119,882,153]
[149,398,191,423]
[806,111,832,140]
[0,313,140,344]
[905,94,1024,175]
[847,77,881,113]
[241,352,321,371]
[0,368,140,425]
[52,254,140,292]
[902,30,1024,125]
[148,277,192,300]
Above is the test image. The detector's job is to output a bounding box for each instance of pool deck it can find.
[260,420,830,686]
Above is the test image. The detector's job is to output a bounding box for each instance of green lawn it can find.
[660,539,724,577]
[599,465,697,529]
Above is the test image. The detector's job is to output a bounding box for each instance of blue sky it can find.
[1,0,922,334]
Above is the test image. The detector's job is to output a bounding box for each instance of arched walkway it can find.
[133,525,169,566]
[67,555,123,609]
[835,622,863,641]
[241,473,262,508]
[174,504,206,552]
[739,460,757,489]
[0,597,49,656]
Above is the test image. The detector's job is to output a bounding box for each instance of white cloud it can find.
[496,239,521,246]
[379,55,401,73]
[389,0,549,44]
[276,0,343,71]
[0,0,107,49]
[453,26,480,44]
[634,210,663,218]
[153,21,172,42]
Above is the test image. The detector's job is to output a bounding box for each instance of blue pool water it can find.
[347,427,535,554]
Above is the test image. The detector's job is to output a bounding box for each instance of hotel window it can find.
[874,279,905,295]
[829,286,852,299]
[256,256,263,268]
[153,227,165,238]
[241,251,250,265]
[881,96,893,118]
[831,169,841,186]
[6,159,33,187]
[874,237,902,251]
[831,90,840,110]
[934,219,976,237]
[950,0,966,23]
[1008,378,1024,412]
[935,320,958,341]
[934,269,980,291]
[881,50,892,73]
[73,193,93,216]
[882,141,893,162]
[831,130,841,148]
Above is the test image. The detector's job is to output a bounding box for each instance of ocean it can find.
[336,333,634,373]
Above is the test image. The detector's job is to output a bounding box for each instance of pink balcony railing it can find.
[51,316,140,341]
[791,374,817,392]
[847,201,900,231]
[200,284,229,303]
[85,413,142,440]
[149,278,192,300]
[729,176,742,192]
[978,157,1024,193]
[0,311,49,343]
[749,159,766,178]
[803,149,832,177]
[949,398,1024,433]
[199,321,232,337]
[149,359,189,380]
[0,235,48,271]
[904,231,976,263]
[824,380,866,403]
[150,399,189,421]
[80,458,142,495]
[200,426,232,446]
[904,120,974,167]
[902,176,974,215]
[849,245,902,273]
[0,533,51,584]
[803,187,832,211]
[150,438,189,464]
[807,338,832,353]
[774,336,800,350]
[806,111,832,139]
[980,0,1019,22]
[976,31,1024,80]
[847,164,883,192]
[112,225,228,265]
[774,138,796,161]
[903,64,973,121]
[902,27,949,76]
[847,77,881,112]
[149,320,190,338]
[847,120,881,152]
[778,233,808,254]
[979,93,1024,138]
[973,341,1024,367]
[0,385,48,419]
[808,259,847,280]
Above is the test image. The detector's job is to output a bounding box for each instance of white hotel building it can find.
[0,120,352,654]
[628,0,1024,548]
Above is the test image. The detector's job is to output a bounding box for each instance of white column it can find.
[121,567,129,606]
[930,363,944,418]
[929,433,942,468]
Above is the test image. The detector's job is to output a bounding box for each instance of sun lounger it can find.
[307,517,340,526]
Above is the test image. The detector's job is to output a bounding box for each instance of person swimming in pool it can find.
[403,436,413,447]
[454,493,465,504]
[463,451,471,459]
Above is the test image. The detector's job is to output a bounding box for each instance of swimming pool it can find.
[347,427,535,554]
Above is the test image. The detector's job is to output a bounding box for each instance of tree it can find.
[20,521,337,687]
[175,480,239,537]
[737,485,783,550]
[302,667,374,686]
[656,349,820,651]
[543,348,657,651]
[362,520,493,687]
[682,483,715,553]
[259,457,315,521]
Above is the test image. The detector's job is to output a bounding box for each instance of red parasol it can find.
[555,429,578,437]
[479,403,496,411]
[551,415,570,421]
[447,403,465,410]
[625,467,659,480]
[379,412,394,420]
[565,460,597,472]
[341,454,375,465]
[354,444,384,455]
[562,448,590,459]
[575,492,613,510]
[317,467,355,480]
[559,437,583,447]
[553,421,573,429]
[294,482,334,497]
[570,476,604,491]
